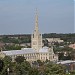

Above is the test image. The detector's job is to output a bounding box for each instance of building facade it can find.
[0,11,58,62]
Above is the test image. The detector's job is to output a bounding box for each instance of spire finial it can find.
[36,8,38,15]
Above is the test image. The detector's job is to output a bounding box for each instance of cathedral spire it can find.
[31,9,42,51]
[34,8,39,33]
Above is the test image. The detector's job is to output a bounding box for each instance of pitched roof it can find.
[3,48,37,56]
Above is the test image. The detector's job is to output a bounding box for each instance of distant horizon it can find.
[0,0,74,34]
[0,32,75,36]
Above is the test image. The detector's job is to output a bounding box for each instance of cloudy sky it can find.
[0,0,74,35]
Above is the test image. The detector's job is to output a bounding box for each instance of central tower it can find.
[31,10,42,52]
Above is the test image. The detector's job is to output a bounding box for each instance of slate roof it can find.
[2,47,50,56]
[3,48,37,56]
[39,47,49,53]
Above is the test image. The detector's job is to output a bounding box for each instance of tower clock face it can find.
[33,41,37,45]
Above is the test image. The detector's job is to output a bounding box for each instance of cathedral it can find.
[0,11,58,62]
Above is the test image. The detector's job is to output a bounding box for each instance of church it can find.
[0,11,58,62]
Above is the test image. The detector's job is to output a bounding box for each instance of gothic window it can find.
[49,57,50,59]
[33,34,34,38]
[41,57,42,59]
[46,57,47,59]
[53,56,54,58]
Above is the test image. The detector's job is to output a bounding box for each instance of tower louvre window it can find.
[33,34,34,38]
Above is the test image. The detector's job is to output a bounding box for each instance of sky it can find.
[0,0,74,35]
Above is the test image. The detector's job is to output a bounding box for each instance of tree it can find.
[0,59,4,71]
[70,49,75,60]
[37,60,43,66]
[29,67,39,75]
[0,66,8,75]
[45,62,66,75]
[43,39,48,46]
[0,56,12,75]
[3,56,12,66]
[13,61,31,75]
[5,45,22,50]
[15,56,25,64]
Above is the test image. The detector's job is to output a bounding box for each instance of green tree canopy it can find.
[3,56,12,66]
[15,56,25,64]
[45,62,66,75]
[0,59,4,71]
